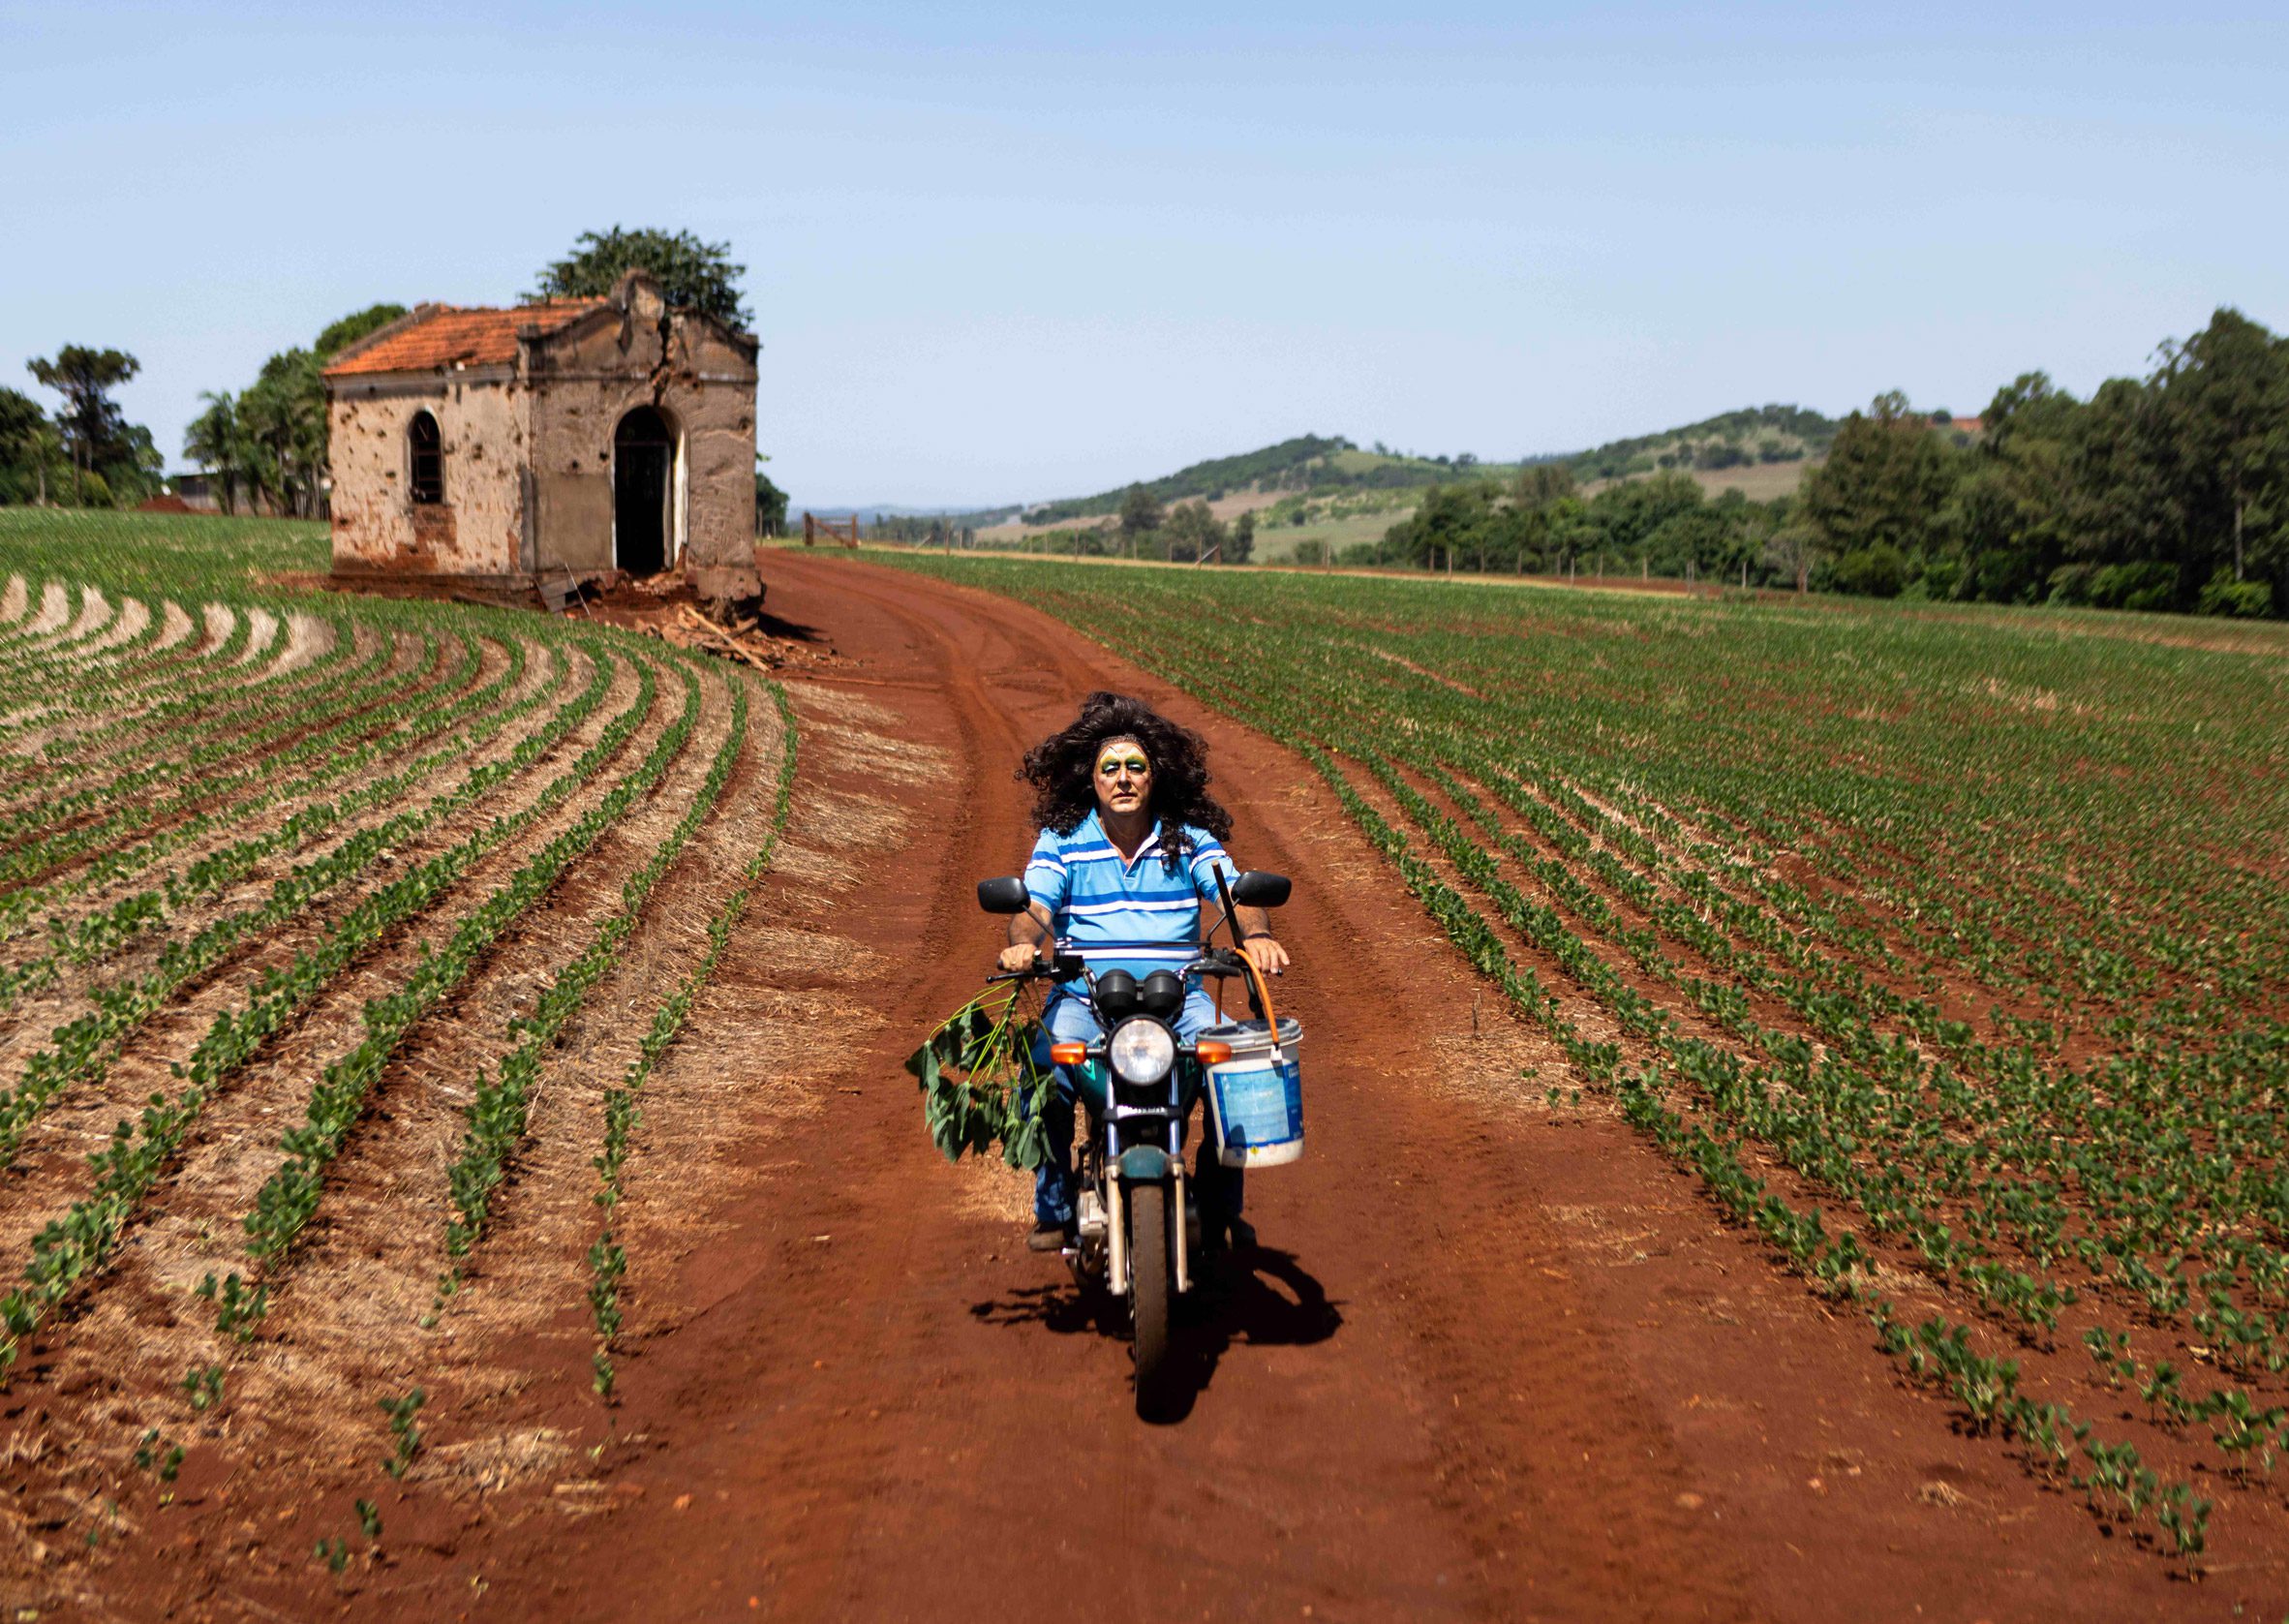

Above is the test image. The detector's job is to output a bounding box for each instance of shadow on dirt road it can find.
[968,1242,1343,1422]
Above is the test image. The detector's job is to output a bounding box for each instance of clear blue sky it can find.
[4,2,2283,507]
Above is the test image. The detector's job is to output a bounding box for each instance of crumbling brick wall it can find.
[326,380,527,577]
[324,270,759,591]
[527,275,759,578]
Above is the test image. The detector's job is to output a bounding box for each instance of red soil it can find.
[15,555,2248,1619]
[396,555,2216,1620]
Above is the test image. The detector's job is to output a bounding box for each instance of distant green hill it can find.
[985,434,1550,528]
[1014,434,1357,524]
[961,407,1838,532]
[1569,404,1838,480]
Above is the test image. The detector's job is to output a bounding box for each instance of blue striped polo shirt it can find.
[1023,812,1239,987]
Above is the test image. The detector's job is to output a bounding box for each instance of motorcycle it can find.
[976,867,1292,1417]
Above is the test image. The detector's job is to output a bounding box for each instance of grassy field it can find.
[1250,506,1396,563]
[858,547,2289,1569]
[1255,458,1817,563]
[1580,457,1816,504]
[0,510,795,1566]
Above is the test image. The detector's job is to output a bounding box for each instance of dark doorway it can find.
[613,407,673,574]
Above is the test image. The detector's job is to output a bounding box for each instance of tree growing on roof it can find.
[316,303,410,360]
[531,228,751,331]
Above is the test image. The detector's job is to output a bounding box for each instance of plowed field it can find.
[3,517,2282,1619]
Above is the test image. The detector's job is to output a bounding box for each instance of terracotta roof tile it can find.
[323,299,608,378]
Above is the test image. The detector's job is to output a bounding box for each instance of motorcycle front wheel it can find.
[1128,1180,1173,1417]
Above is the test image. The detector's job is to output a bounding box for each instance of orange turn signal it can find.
[1194,1041,1233,1065]
[1049,1042,1087,1065]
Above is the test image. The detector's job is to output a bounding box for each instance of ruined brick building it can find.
[321,269,760,602]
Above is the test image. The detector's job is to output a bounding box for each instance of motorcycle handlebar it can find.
[986,950,1089,985]
[989,946,1256,985]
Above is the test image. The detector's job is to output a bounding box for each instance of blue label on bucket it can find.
[1211,1057,1302,1149]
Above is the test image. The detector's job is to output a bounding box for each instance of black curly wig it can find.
[1021,691,1233,871]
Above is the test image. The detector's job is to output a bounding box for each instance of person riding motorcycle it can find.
[998,691,1290,1254]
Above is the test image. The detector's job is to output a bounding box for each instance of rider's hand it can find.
[998,942,1046,973]
[1240,936,1291,976]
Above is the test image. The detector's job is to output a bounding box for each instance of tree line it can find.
[0,311,405,518]
[1570,402,1838,480]
[1020,436,1350,526]
[1,349,164,508]
[1363,307,2286,618]
[883,485,1260,565]
[1110,485,1255,564]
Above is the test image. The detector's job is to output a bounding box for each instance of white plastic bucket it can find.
[1202,1017,1304,1169]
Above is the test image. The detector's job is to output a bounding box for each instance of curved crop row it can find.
[0,623,428,888]
[584,679,798,1396]
[438,664,748,1274]
[0,642,662,1375]
[240,657,702,1267]
[0,639,608,1157]
[0,621,545,940]
[0,631,557,1009]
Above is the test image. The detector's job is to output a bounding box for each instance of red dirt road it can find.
[363,555,2208,1621]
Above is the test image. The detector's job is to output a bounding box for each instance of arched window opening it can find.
[408,411,444,505]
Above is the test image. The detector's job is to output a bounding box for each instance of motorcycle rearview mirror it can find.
[976,876,1030,914]
[1229,871,1292,908]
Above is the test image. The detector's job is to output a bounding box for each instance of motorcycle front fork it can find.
[1076,1165,1201,1297]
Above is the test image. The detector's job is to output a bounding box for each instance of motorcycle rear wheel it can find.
[1129,1180,1173,1417]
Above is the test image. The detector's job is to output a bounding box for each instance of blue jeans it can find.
[1028,990,1243,1231]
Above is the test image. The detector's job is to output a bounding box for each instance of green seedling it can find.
[182,1364,224,1413]
[380,1387,425,1479]
[195,1272,268,1339]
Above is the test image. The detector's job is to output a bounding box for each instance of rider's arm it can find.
[998,902,1055,972]
[1001,835,1068,972]
[1235,904,1290,974]
[1186,833,1290,974]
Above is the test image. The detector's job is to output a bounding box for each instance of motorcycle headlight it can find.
[1107,1019,1175,1085]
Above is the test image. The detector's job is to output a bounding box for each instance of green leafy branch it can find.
[907,987,1053,1170]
